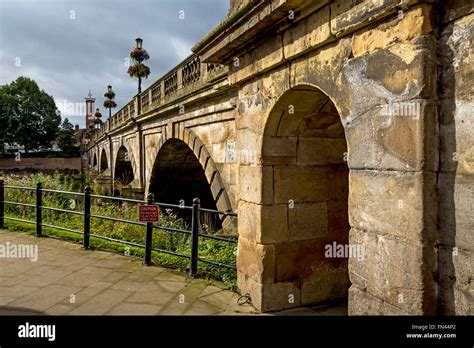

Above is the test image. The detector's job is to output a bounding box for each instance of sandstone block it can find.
[349,170,437,243]
[297,137,347,165]
[262,136,297,165]
[273,166,329,203]
[348,286,411,315]
[238,201,288,244]
[229,34,283,85]
[349,228,437,314]
[439,98,474,174]
[274,238,337,282]
[346,99,438,172]
[438,173,474,251]
[237,272,302,312]
[301,264,350,305]
[330,0,416,38]
[351,4,433,57]
[283,5,334,60]
[288,202,328,241]
[236,237,275,283]
[238,166,273,204]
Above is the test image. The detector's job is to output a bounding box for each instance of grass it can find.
[1,173,237,289]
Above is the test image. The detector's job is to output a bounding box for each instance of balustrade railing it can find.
[164,71,178,96]
[183,55,200,86]
[90,53,228,144]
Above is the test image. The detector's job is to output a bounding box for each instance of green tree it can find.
[0,76,61,152]
[58,118,79,154]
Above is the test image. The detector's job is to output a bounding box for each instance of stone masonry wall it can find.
[231,0,441,314]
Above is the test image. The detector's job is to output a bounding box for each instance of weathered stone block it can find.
[212,142,226,164]
[236,128,262,165]
[439,98,474,174]
[274,238,335,282]
[238,201,288,244]
[229,34,283,85]
[351,4,433,57]
[330,0,416,38]
[237,272,302,312]
[340,37,437,122]
[283,5,334,60]
[438,173,474,251]
[262,136,297,165]
[297,137,347,165]
[236,237,275,283]
[273,166,329,203]
[349,170,437,243]
[288,202,328,241]
[346,99,438,172]
[301,264,350,305]
[327,200,350,238]
[237,65,290,132]
[440,0,474,24]
[291,38,352,107]
[238,166,273,205]
[438,12,474,99]
[453,286,473,315]
[349,228,437,314]
[453,249,473,287]
[348,286,411,315]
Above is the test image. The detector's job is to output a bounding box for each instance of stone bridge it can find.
[86,0,474,315]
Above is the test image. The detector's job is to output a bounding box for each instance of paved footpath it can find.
[0,230,346,316]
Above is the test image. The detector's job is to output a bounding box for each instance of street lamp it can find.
[128,37,150,94]
[94,108,102,129]
[135,37,143,49]
[103,85,117,118]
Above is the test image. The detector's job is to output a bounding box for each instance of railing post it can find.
[0,179,4,229]
[35,182,42,237]
[144,193,154,266]
[83,186,91,249]
[189,197,200,277]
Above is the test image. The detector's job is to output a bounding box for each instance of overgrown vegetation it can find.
[0,77,61,153]
[2,173,237,289]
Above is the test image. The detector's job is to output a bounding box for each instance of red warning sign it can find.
[138,205,159,222]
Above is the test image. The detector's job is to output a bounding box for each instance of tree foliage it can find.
[0,76,61,152]
[58,118,79,154]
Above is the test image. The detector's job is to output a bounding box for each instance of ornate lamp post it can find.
[103,85,117,119]
[128,37,151,94]
[94,108,102,129]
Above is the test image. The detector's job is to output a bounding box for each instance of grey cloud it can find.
[0,0,228,127]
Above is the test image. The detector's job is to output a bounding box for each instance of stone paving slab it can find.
[0,230,347,316]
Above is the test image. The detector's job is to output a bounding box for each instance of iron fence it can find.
[0,180,237,276]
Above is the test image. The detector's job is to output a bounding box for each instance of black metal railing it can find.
[0,180,237,276]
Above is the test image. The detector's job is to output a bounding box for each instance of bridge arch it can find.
[148,129,233,216]
[92,153,98,168]
[114,145,135,187]
[238,83,352,311]
[100,148,109,174]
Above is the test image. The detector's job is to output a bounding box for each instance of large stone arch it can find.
[237,55,437,315]
[114,145,135,187]
[237,82,352,311]
[99,148,109,174]
[92,153,98,168]
[147,128,233,215]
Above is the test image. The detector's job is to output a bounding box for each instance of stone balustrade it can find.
[90,53,227,144]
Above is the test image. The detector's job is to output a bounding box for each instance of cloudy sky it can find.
[0,0,228,127]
